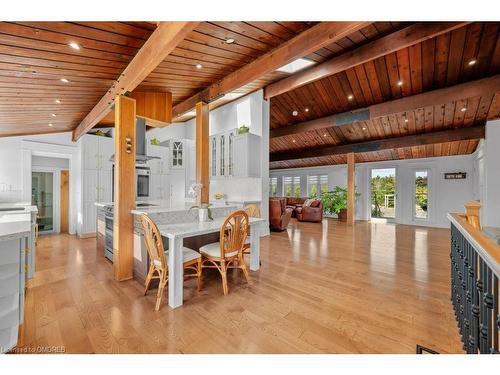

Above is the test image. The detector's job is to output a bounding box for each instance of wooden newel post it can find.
[347,152,355,226]
[464,201,481,229]
[196,101,210,205]
[113,95,136,281]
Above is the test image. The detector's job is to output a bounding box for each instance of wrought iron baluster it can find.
[479,258,488,353]
[470,249,479,354]
[494,275,498,353]
[485,267,494,353]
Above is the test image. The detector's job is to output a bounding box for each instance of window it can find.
[172,141,183,167]
[269,177,278,197]
[284,176,301,197]
[308,174,328,198]
[414,170,429,220]
[211,137,217,176]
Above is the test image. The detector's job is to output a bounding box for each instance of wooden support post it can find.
[113,95,136,281]
[347,152,355,226]
[195,101,209,205]
[465,201,481,229]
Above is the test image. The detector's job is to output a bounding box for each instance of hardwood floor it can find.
[16,219,464,354]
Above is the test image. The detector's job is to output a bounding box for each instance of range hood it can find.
[110,117,159,164]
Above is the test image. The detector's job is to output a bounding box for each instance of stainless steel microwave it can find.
[112,165,150,200]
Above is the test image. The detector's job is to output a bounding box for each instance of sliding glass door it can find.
[32,171,55,233]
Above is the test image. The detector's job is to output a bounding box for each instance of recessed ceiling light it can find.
[48,123,53,127]
[55,99,61,104]
[362,126,367,131]
[276,58,315,74]
[461,107,467,112]
[304,108,309,112]
[68,42,80,50]
[397,80,403,86]
[292,110,298,117]
[292,139,296,143]
[225,38,235,44]
[468,59,477,66]
[323,133,327,137]
[404,118,409,123]
[60,78,69,83]
[196,63,203,69]
[347,94,354,101]
[51,113,56,117]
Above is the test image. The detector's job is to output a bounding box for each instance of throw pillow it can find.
[310,200,321,208]
[303,198,315,207]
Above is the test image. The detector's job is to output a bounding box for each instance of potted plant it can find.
[320,186,360,222]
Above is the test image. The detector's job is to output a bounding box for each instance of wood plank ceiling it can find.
[0,21,403,136]
[270,22,500,169]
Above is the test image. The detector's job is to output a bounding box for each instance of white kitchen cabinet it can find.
[232,133,261,178]
[169,170,185,204]
[79,134,114,236]
[170,140,184,169]
[82,135,113,171]
[209,130,260,178]
[210,129,237,178]
[148,144,170,200]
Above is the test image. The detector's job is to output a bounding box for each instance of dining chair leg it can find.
[197,258,202,291]
[240,256,251,284]
[220,260,229,295]
[144,264,154,295]
[155,270,167,311]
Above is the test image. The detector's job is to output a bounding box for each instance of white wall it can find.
[32,155,69,169]
[270,153,477,228]
[476,119,500,227]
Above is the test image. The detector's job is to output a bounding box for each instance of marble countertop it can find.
[158,217,265,239]
[0,212,31,238]
[131,201,238,215]
[0,202,38,214]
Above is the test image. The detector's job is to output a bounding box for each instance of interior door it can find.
[31,171,55,233]
[60,170,69,233]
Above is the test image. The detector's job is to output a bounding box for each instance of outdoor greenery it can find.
[415,175,428,215]
[321,186,360,215]
[370,175,395,218]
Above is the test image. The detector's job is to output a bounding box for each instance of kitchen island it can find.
[0,208,33,353]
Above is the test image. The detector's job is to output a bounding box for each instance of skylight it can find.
[276,58,315,74]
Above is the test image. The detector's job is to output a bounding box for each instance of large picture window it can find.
[284,176,301,197]
[308,174,328,198]
[269,177,278,197]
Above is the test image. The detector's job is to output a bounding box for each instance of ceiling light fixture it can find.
[347,94,354,101]
[51,113,56,117]
[292,110,298,117]
[404,118,409,123]
[55,99,61,104]
[304,108,309,112]
[362,127,367,131]
[68,42,81,50]
[292,139,296,143]
[323,133,327,137]
[196,63,203,69]
[48,123,53,127]
[468,59,477,66]
[60,78,69,83]
[461,107,467,112]
[225,38,235,44]
[397,80,403,86]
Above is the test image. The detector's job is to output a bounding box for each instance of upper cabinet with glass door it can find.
[210,129,237,178]
[170,140,184,169]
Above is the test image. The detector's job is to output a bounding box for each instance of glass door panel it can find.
[370,168,396,220]
[32,171,54,232]
[414,170,429,220]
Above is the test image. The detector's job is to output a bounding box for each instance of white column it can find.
[168,236,184,308]
[482,120,500,227]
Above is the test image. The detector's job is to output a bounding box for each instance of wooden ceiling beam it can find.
[264,22,471,99]
[270,125,485,162]
[271,75,500,138]
[172,22,371,118]
[72,21,199,141]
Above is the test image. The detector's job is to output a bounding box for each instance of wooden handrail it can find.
[447,213,500,277]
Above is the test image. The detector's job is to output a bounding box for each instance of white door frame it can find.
[31,167,60,234]
[22,140,77,234]
[367,166,400,223]
[410,166,435,226]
